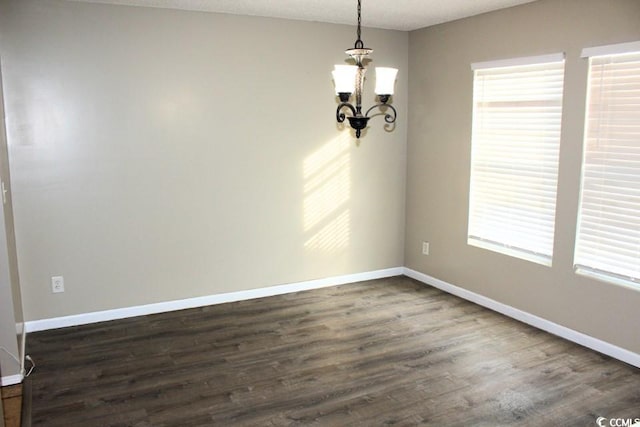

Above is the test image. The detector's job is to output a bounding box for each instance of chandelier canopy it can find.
[332,0,398,138]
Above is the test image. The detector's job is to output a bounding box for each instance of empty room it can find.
[0,0,639,425]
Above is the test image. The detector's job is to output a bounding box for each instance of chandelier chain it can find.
[357,0,362,43]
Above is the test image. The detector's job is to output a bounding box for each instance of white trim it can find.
[23,266,640,369]
[575,267,640,293]
[24,267,403,333]
[467,238,552,267]
[403,267,640,369]
[1,373,23,386]
[20,323,27,375]
[581,40,640,58]
[471,52,564,71]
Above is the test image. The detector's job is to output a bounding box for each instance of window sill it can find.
[468,238,552,267]
[575,267,640,292]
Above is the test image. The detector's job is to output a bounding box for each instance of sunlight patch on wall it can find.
[303,134,352,252]
[304,210,351,251]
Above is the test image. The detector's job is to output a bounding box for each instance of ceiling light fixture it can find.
[333,0,398,139]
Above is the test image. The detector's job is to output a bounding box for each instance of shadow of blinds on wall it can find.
[575,41,640,288]
[467,53,565,266]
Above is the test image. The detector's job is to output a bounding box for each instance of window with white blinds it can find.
[468,54,565,265]
[575,42,640,287]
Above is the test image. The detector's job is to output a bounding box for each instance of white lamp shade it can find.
[374,67,398,95]
[332,65,358,94]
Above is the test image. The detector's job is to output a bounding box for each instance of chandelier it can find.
[332,0,398,138]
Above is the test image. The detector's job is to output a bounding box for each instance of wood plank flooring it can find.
[26,276,640,426]
[1,384,23,427]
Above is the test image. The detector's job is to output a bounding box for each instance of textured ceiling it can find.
[67,0,539,31]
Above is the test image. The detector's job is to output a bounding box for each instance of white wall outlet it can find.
[51,276,65,293]
[422,241,430,255]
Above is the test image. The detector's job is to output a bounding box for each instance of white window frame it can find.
[574,41,640,289]
[467,53,566,266]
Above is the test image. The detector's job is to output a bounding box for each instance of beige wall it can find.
[0,0,408,321]
[406,0,640,354]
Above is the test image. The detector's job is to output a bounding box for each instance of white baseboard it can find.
[24,267,404,333]
[403,267,640,369]
[22,266,640,369]
[1,373,23,386]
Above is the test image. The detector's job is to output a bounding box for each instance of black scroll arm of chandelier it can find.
[332,0,398,138]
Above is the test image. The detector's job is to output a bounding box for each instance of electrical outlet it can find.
[422,241,430,255]
[51,276,64,293]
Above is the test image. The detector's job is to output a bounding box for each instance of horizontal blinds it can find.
[574,50,640,283]
[468,59,565,261]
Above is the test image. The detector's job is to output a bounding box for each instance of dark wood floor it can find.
[26,276,640,426]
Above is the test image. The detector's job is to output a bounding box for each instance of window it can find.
[575,41,640,287]
[468,54,565,265]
